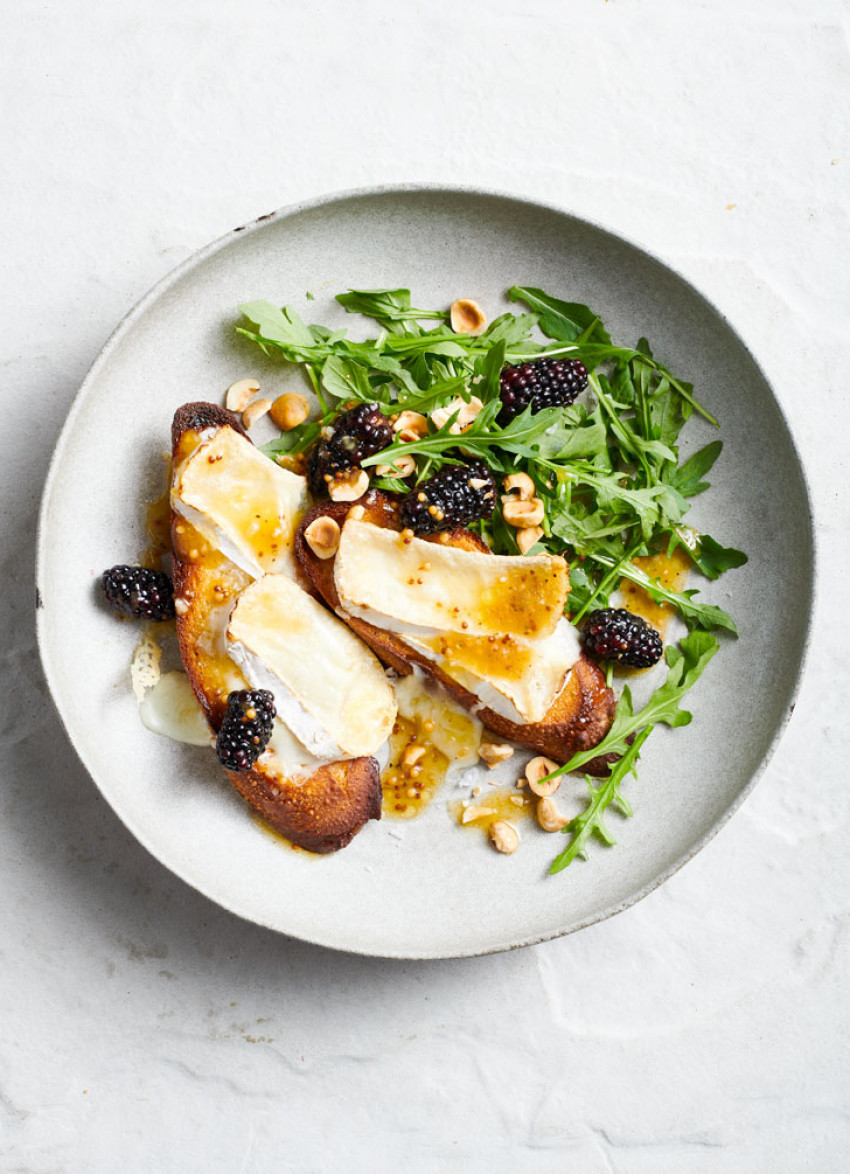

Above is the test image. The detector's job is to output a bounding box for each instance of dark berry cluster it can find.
[101,565,175,621]
[581,608,663,669]
[498,357,588,424]
[306,403,393,497]
[215,689,276,772]
[399,459,496,536]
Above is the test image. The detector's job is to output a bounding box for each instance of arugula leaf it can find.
[668,440,723,497]
[508,286,611,345]
[238,301,318,352]
[549,725,653,873]
[321,355,384,404]
[474,340,507,402]
[480,312,538,346]
[336,288,446,329]
[531,405,609,462]
[673,529,748,580]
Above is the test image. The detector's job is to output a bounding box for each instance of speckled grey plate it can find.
[37,186,813,959]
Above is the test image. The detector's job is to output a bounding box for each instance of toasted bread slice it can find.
[171,403,382,853]
[295,491,616,771]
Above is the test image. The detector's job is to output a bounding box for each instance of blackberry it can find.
[306,439,354,497]
[101,565,175,621]
[581,608,663,669]
[215,689,276,772]
[498,357,588,424]
[306,403,393,497]
[399,459,496,536]
[326,403,393,463]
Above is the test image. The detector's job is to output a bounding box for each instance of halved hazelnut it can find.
[329,468,369,502]
[503,472,536,500]
[478,741,515,769]
[489,820,519,855]
[242,398,272,429]
[536,796,569,832]
[303,516,341,560]
[347,504,366,521]
[270,392,309,431]
[392,411,428,440]
[526,756,561,797]
[375,454,417,478]
[450,298,487,336]
[502,497,545,528]
[516,525,544,555]
[225,378,260,412]
[430,396,483,434]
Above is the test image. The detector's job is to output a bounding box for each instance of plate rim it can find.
[35,182,818,959]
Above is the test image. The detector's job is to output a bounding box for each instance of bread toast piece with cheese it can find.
[170,403,383,853]
[295,491,616,771]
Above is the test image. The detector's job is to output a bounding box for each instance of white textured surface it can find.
[1,1,848,1170]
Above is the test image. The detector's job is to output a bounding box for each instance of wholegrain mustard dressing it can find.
[381,676,481,819]
[382,714,449,819]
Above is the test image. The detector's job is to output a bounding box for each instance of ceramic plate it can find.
[37,186,813,958]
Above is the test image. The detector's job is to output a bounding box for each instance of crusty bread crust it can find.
[171,403,382,854]
[295,491,617,772]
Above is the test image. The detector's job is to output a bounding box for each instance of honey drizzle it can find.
[381,715,449,819]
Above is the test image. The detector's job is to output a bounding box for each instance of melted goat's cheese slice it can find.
[334,519,569,640]
[404,618,581,725]
[172,426,308,579]
[227,573,397,760]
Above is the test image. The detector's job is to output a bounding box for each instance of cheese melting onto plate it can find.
[334,519,568,640]
[172,426,308,579]
[227,573,396,760]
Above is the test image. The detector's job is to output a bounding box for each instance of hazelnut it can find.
[478,741,515,769]
[402,744,426,768]
[270,392,309,431]
[516,526,544,554]
[392,411,428,440]
[536,796,569,832]
[489,820,519,855]
[430,396,483,434]
[329,468,369,501]
[303,516,341,560]
[503,472,536,500]
[242,398,272,428]
[502,497,545,528]
[525,756,561,797]
[347,504,366,521]
[225,378,260,412]
[375,454,417,478]
[450,298,487,336]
